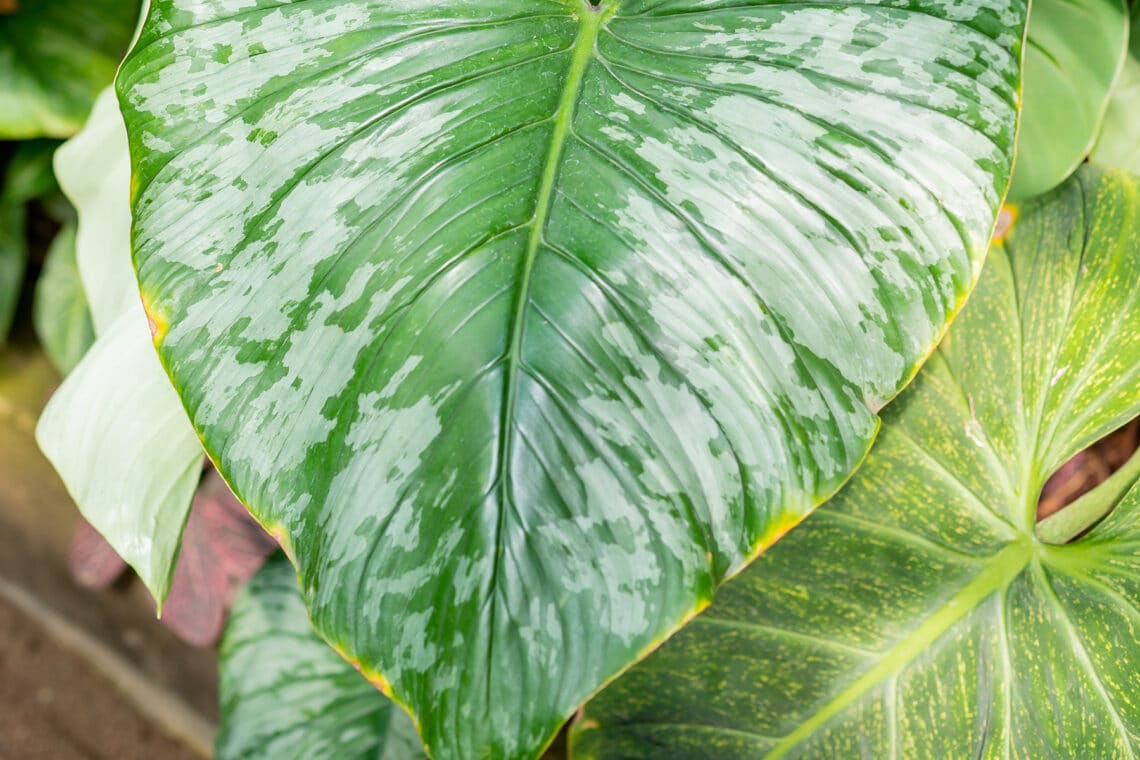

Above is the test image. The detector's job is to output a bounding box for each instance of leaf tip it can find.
[264,522,295,564]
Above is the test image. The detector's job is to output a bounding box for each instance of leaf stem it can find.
[1037,443,1140,545]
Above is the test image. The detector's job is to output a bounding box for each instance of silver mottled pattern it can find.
[118,1,1026,756]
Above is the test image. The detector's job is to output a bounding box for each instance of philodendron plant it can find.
[29,0,1140,758]
[116,0,1027,756]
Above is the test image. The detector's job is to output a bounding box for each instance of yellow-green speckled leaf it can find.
[118,1,1027,756]
[575,165,1140,758]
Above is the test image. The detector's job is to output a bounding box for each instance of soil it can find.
[0,595,199,760]
[0,344,215,757]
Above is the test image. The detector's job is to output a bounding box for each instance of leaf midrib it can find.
[485,0,607,707]
[496,3,605,491]
[764,538,1033,759]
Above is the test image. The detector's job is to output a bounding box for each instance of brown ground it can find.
[0,345,213,759]
[0,595,199,760]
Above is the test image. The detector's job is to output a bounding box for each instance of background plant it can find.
[0,0,140,353]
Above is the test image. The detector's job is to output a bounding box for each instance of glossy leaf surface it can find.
[36,87,202,605]
[119,1,1027,755]
[33,223,95,374]
[217,555,423,760]
[1092,6,1140,175]
[1007,0,1127,201]
[0,0,141,139]
[575,165,1140,758]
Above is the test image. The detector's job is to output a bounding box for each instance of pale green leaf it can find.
[33,223,95,374]
[54,87,140,333]
[36,86,202,606]
[1007,0,1127,200]
[36,307,203,603]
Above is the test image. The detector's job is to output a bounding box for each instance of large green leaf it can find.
[1092,6,1140,175]
[118,1,1026,755]
[574,164,1140,758]
[36,86,203,605]
[1006,0,1127,201]
[218,555,424,760]
[0,0,142,139]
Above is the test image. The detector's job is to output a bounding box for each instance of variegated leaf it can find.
[118,1,1027,756]
[217,555,424,760]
